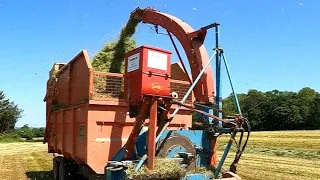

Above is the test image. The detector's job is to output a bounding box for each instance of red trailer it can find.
[43,50,194,179]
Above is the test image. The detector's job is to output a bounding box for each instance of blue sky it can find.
[0,0,318,127]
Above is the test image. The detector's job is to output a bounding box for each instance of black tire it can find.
[58,159,67,180]
[76,174,89,180]
[57,157,78,180]
[53,157,63,180]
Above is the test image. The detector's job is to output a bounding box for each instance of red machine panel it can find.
[124,45,172,103]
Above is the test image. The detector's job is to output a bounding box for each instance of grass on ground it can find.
[0,130,319,180]
[0,142,52,180]
[217,130,320,180]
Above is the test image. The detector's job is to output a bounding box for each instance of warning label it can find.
[127,53,140,72]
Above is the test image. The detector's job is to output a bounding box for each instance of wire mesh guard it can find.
[93,73,124,98]
[92,72,192,103]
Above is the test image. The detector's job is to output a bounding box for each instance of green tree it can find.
[0,91,23,132]
[33,127,45,137]
[241,89,265,130]
[17,124,34,140]
[297,87,318,129]
[222,87,320,131]
[259,90,300,130]
[308,93,320,129]
[222,93,247,117]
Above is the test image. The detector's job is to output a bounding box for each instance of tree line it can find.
[0,124,45,142]
[0,91,44,141]
[1,86,320,138]
[223,87,320,131]
[16,124,45,140]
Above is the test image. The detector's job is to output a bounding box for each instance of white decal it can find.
[147,50,167,70]
[127,53,140,72]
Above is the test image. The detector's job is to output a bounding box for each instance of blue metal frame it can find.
[215,25,223,127]
[222,53,242,115]
[212,24,243,179]
[181,174,211,180]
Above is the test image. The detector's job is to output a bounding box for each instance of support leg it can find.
[147,99,157,170]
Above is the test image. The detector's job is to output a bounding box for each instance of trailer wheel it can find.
[53,157,63,180]
[57,158,78,180]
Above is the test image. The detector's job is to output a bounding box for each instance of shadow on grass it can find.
[26,170,53,180]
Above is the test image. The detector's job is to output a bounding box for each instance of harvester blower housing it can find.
[124,45,172,118]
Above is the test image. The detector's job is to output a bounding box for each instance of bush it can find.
[33,127,44,137]
[0,125,45,143]
[17,124,34,140]
[0,131,23,143]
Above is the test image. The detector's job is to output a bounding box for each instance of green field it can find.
[0,130,319,180]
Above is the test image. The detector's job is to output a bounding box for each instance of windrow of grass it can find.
[216,130,320,180]
[221,153,320,180]
[217,131,320,159]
